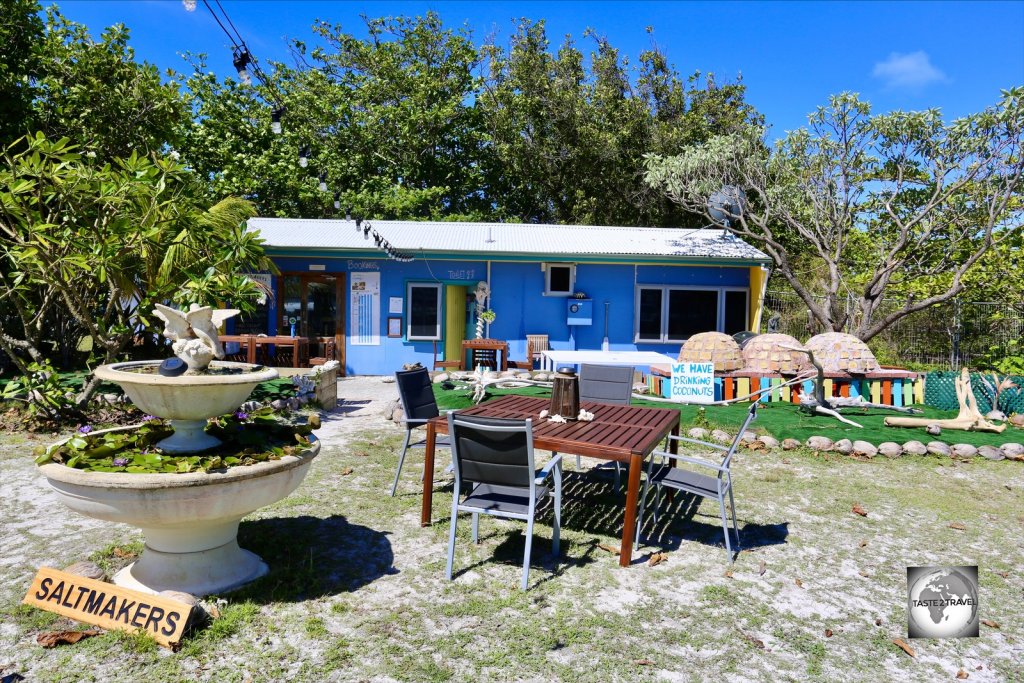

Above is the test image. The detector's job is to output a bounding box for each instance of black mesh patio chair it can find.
[574,363,634,487]
[635,402,759,562]
[446,413,562,590]
[390,367,451,496]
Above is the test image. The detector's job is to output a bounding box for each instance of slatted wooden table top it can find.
[432,395,679,462]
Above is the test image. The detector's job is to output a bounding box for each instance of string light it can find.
[298,146,309,168]
[333,193,341,210]
[318,173,328,192]
[271,107,284,135]
[232,48,252,84]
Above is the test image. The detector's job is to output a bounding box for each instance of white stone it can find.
[687,427,709,440]
[782,438,801,451]
[757,435,780,449]
[711,429,732,444]
[902,440,927,455]
[1001,442,1024,457]
[951,443,978,458]
[806,436,833,451]
[833,439,853,454]
[877,442,903,458]
[741,430,757,443]
[927,441,951,457]
[852,440,877,457]
[978,445,1004,461]
[926,424,942,436]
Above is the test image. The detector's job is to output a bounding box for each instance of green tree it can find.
[479,20,761,226]
[178,13,488,220]
[644,90,1024,341]
[0,133,275,409]
[0,0,45,145]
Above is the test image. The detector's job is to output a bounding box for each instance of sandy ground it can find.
[1,376,1022,682]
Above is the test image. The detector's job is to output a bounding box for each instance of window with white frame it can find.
[406,282,442,340]
[544,263,575,296]
[635,286,748,343]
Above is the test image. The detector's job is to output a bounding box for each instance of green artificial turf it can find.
[434,385,1024,448]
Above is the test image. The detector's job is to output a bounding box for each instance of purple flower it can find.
[113,457,129,467]
[141,415,157,421]
[235,411,249,420]
[78,425,92,434]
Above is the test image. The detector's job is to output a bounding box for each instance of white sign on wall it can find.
[670,362,715,403]
[350,272,380,346]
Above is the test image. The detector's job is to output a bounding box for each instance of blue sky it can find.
[53,0,1024,137]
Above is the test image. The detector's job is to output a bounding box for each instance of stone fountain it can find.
[37,305,320,596]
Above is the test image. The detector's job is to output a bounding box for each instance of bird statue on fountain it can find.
[153,303,239,372]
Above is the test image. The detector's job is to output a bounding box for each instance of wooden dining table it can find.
[219,334,309,368]
[420,395,680,567]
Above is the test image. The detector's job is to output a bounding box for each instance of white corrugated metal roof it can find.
[247,218,770,262]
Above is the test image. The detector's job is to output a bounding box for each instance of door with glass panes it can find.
[278,273,345,370]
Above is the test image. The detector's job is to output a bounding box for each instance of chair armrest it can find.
[401,417,431,427]
[535,453,563,485]
[651,450,728,473]
[664,435,729,452]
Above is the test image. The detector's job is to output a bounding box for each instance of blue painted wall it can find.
[267,254,750,375]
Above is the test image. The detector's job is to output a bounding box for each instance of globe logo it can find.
[907,566,979,638]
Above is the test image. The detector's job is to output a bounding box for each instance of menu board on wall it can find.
[350,272,380,345]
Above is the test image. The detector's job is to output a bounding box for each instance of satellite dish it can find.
[708,185,746,227]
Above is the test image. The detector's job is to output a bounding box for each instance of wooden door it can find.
[444,285,467,365]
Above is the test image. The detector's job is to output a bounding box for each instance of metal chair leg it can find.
[613,462,621,490]
[390,430,413,496]
[472,512,480,544]
[728,484,740,551]
[446,500,459,580]
[634,470,652,551]
[521,515,535,591]
[552,464,562,557]
[718,495,734,562]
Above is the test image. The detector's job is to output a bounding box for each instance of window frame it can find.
[633,285,749,343]
[405,282,443,341]
[543,263,575,296]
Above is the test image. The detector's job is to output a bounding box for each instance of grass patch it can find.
[434,384,1023,448]
[88,539,144,576]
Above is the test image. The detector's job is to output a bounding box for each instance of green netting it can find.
[924,372,1024,415]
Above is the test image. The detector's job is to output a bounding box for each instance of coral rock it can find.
[758,435,780,449]
[711,429,732,444]
[687,427,709,440]
[1001,442,1024,457]
[833,438,853,454]
[63,561,105,581]
[782,438,801,450]
[741,430,758,443]
[927,441,951,457]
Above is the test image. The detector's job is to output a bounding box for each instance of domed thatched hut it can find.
[741,333,805,374]
[677,332,743,372]
[804,332,880,374]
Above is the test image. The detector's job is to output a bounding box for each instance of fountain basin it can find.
[93,361,278,452]
[38,434,319,596]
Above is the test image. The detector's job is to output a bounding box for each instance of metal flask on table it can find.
[549,367,580,420]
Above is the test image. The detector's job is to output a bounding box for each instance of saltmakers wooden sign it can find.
[22,567,193,648]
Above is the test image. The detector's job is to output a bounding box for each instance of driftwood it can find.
[447,369,552,403]
[884,367,1006,433]
[780,344,923,428]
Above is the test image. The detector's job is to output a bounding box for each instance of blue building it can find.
[243,218,772,376]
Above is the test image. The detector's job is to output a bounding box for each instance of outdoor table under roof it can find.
[420,395,681,567]
[541,349,677,371]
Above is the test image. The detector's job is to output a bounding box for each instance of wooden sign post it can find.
[23,567,193,649]
[670,362,715,404]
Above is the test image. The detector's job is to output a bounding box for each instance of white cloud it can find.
[872,51,948,89]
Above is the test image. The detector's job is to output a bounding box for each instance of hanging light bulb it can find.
[363,225,371,239]
[374,233,382,247]
[298,146,309,168]
[318,173,328,192]
[271,107,284,135]
[345,207,352,221]
[355,217,362,230]
[182,0,197,11]
[232,48,253,85]
[333,193,341,210]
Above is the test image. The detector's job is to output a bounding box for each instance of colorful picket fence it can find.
[645,372,924,406]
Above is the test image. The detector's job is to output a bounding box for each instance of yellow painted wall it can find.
[749,266,769,331]
[444,286,467,363]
